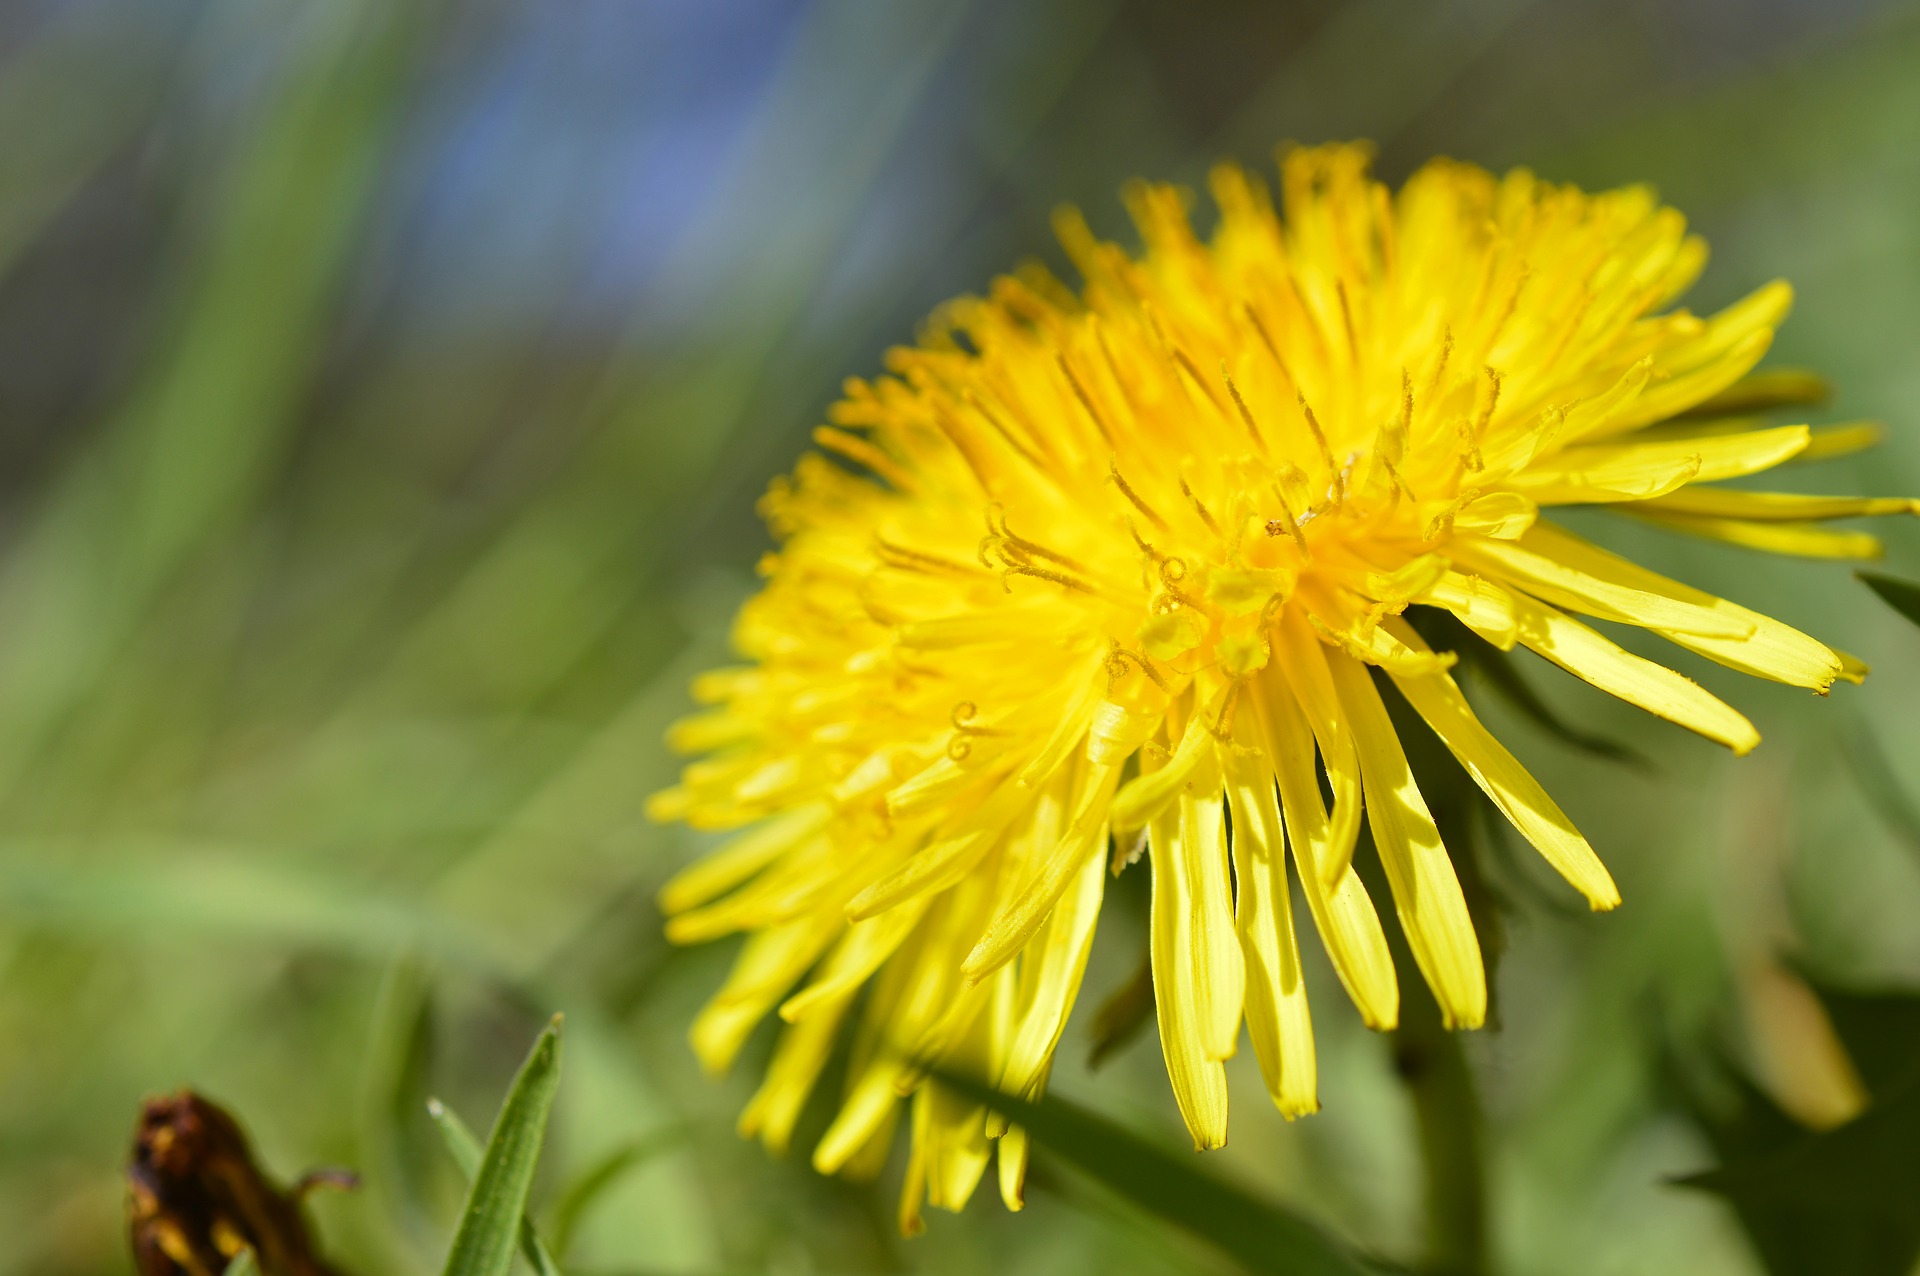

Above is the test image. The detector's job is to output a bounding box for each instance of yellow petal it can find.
[1416,571,1519,650]
[1514,425,1810,505]
[1311,612,1461,675]
[1270,615,1365,884]
[1796,420,1884,463]
[658,802,831,916]
[1110,710,1212,831]
[1327,653,1487,1030]
[993,824,1105,1103]
[780,898,932,1022]
[740,994,855,1154]
[846,779,1029,920]
[1452,490,1538,539]
[1456,532,1752,641]
[1380,617,1620,909]
[1635,488,1918,522]
[1147,780,1239,1149]
[1627,510,1884,561]
[1518,520,1844,690]
[997,1124,1030,1212]
[1251,665,1398,1030]
[1671,367,1829,420]
[692,912,846,1074]
[1501,583,1760,753]
[1609,283,1790,429]
[1222,737,1318,1117]
[964,761,1119,982]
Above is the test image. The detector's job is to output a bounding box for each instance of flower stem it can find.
[1393,994,1488,1276]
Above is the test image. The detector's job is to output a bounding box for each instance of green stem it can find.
[1393,1000,1488,1275]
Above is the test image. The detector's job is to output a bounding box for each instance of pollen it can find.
[652,142,1913,1229]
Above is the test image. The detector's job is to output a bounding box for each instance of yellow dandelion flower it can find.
[650,142,1912,1230]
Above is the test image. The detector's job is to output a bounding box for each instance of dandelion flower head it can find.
[651,143,1912,1230]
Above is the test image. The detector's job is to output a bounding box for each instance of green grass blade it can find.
[932,1069,1372,1276]
[545,1127,687,1259]
[440,1015,565,1276]
[428,1096,564,1276]
[220,1251,259,1276]
[1859,571,1920,629]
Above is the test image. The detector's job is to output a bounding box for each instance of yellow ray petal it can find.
[1627,509,1884,560]
[1110,709,1211,831]
[1517,520,1845,690]
[740,993,855,1154]
[1452,490,1538,540]
[1671,367,1829,420]
[921,973,1006,1213]
[1222,736,1318,1117]
[997,1123,1030,1212]
[692,912,846,1074]
[1327,653,1487,1030]
[1514,424,1810,504]
[963,761,1120,982]
[1499,583,1760,753]
[814,877,990,1175]
[1271,615,1365,883]
[658,802,831,916]
[1182,780,1245,1062]
[1635,488,1918,522]
[845,777,1031,920]
[1610,283,1790,429]
[1381,617,1619,909]
[1796,420,1884,463]
[1548,359,1652,447]
[1416,571,1519,650]
[780,898,932,1022]
[1455,532,1755,640]
[1147,774,1239,1149]
[1251,665,1398,1030]
[992,829,1105,1105]
[1311,612,1460,675]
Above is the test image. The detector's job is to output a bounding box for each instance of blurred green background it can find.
[8,0,1920,1272]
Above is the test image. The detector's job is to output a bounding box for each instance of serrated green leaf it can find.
[932,1068,1372,1276]
[428,1096,563,1276]
[440,1015,565,1276]
[1806,978,1920,1096]
[1665,979,1920,1276]
[1675,1077,1920,1276]
[1858,571,1920,629]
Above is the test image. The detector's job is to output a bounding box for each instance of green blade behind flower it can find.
[427,1097,563,1276]
[1858,571,1920,629]
[932,1068,1371,1276]
[439,1015,565,1276]
[545,1129,687,1261]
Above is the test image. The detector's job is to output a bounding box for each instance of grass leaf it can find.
[220,1251,259,1276]
[440,1015,566,1276]
[1859,571,1920,629]
[932,1068,1372,1276]
[427,1097,564,1276]
[545,1128,687,1259]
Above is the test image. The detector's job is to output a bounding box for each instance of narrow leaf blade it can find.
[1859,571,1920,630]
[428,1097,564,1276]
[440,1015,565,1276]
[932,1068,1371,1276]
